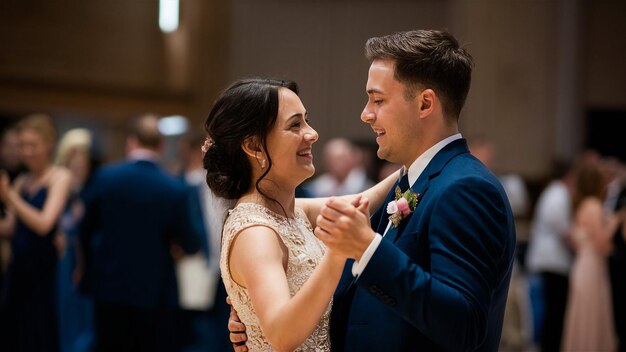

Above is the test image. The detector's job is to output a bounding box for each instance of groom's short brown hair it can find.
[365,29,473,121]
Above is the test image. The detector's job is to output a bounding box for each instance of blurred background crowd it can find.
[0,112,625,352]
[1,0,625,351]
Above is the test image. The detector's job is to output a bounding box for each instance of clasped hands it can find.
[314,194,376,262]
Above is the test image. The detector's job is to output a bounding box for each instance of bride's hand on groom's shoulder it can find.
[315,196,375,261]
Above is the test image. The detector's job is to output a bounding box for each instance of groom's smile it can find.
[373,128,386,144]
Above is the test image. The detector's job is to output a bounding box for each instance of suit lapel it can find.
[417,138,469,183]
[388,138,470,244]
[332,139,471,345]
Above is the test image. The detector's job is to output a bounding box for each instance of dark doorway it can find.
[586,109,626,162]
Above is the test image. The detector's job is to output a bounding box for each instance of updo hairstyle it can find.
[203,78,298,200]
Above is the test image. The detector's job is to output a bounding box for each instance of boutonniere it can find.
[386,186,419,228]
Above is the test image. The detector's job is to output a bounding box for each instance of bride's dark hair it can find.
[203,78,299,200]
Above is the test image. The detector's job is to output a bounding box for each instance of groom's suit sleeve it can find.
[357,175,513,351]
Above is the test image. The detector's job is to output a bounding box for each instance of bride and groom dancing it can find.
[203,29,516,351]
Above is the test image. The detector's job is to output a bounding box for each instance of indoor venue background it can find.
[1,1,625,351]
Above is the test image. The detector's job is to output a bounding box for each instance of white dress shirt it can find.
[352,133,462,277]
[128,148,160,161]
[525,179,573,275]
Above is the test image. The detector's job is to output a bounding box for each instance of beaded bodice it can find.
[220,203,331,351]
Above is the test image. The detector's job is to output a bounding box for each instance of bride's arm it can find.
[229,225,343,351]
[297,168,400,227]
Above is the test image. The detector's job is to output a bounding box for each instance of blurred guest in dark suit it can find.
[0,114,72,352]
[79,114,200,352]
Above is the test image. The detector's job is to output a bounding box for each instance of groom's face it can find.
[361,59,421,167]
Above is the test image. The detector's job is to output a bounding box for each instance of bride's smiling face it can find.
[264,88,319,187]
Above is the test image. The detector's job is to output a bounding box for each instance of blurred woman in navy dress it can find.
[0,114,72,352]
[55,128,101,352]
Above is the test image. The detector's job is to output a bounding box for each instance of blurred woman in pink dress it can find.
[562,159,625,351]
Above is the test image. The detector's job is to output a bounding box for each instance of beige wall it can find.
[0,1,185,115]
[227,0,626,179]
[0,0,228,157]
[227,0,448,152]
[458,0,561,177]
[0,0,624,178]
[226,0,568,178]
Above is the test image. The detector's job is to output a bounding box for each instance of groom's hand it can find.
[227,297,248,352]
[315,196,375,261]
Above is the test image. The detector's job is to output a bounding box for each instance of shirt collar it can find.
[128,148,160,162]
[405,133,462,186]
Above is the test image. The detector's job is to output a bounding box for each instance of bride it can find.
[202,79,396,351]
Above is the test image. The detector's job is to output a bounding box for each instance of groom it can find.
[313,29,516,351]
[231,29,516,351]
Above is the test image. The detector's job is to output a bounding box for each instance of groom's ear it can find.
[418,89,436,118]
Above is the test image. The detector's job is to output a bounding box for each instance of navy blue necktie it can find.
[398,173,410,192]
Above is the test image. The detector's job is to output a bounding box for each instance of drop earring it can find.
[260,159,267,169]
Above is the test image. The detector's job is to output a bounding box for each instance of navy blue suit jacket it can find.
[330,139,516,351]
[79,159,200,310]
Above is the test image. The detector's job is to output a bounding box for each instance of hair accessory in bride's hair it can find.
[201,136,214,153]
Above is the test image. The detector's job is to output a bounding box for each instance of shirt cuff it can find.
[351,233,383,277]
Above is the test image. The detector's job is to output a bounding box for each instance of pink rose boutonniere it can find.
[386,186,419,228]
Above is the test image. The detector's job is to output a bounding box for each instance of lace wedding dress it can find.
[221,203,331,351]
